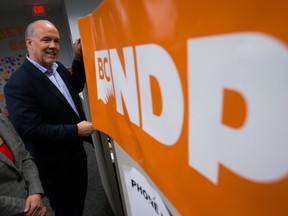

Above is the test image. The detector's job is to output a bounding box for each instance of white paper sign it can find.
[122,165,170,216]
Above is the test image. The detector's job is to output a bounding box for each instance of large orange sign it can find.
[78,0,288,215]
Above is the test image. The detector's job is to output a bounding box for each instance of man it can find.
[4,20,95,216]
[0,113,48,216]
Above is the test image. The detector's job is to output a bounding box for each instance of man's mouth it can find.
[46,50,57,56]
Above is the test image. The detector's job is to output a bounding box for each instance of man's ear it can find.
[25,37,32,49]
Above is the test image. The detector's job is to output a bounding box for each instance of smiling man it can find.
[26,20,60,69]
[4,20,95,216]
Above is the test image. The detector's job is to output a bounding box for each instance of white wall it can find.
[64,0,102,42]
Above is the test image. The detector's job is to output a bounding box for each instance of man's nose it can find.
[49,41,58,48]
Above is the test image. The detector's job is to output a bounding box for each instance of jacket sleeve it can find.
[20,146,44,196]
[0,196,25,216]
[71,59,86,93]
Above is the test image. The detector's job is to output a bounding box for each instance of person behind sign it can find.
[4,20,95,216]
[0,112,49,216]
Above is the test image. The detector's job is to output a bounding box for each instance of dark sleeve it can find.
[71,59,86,93]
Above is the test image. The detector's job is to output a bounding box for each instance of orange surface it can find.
[78,0,288,215]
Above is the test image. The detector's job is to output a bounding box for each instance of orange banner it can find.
[78,0,288,215]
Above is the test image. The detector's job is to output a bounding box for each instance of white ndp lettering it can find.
[94,32,288,184]
[95,45,184,146]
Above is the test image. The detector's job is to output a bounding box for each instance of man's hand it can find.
[24,194,47,216]
[73,38,82,62]
[77,120,95,137]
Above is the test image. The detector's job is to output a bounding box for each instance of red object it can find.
[33,5,45,15]
[0,142,15,162]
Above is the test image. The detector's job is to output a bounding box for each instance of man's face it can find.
[26,22,60,69]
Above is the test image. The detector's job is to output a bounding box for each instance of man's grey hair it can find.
[25,20,56,38]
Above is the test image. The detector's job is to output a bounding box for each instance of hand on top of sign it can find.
[73,38,82,62]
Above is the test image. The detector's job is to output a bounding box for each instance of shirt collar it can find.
[26,54,58,74]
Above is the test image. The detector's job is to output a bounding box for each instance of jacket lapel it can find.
[24,60,80,116]
[57,66,84,119]
[0,152,16,169]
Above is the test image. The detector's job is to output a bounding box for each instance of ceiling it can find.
[0,0,64,12]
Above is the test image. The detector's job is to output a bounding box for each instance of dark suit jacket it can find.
[4,58,88,185]
[0,113,44,216]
